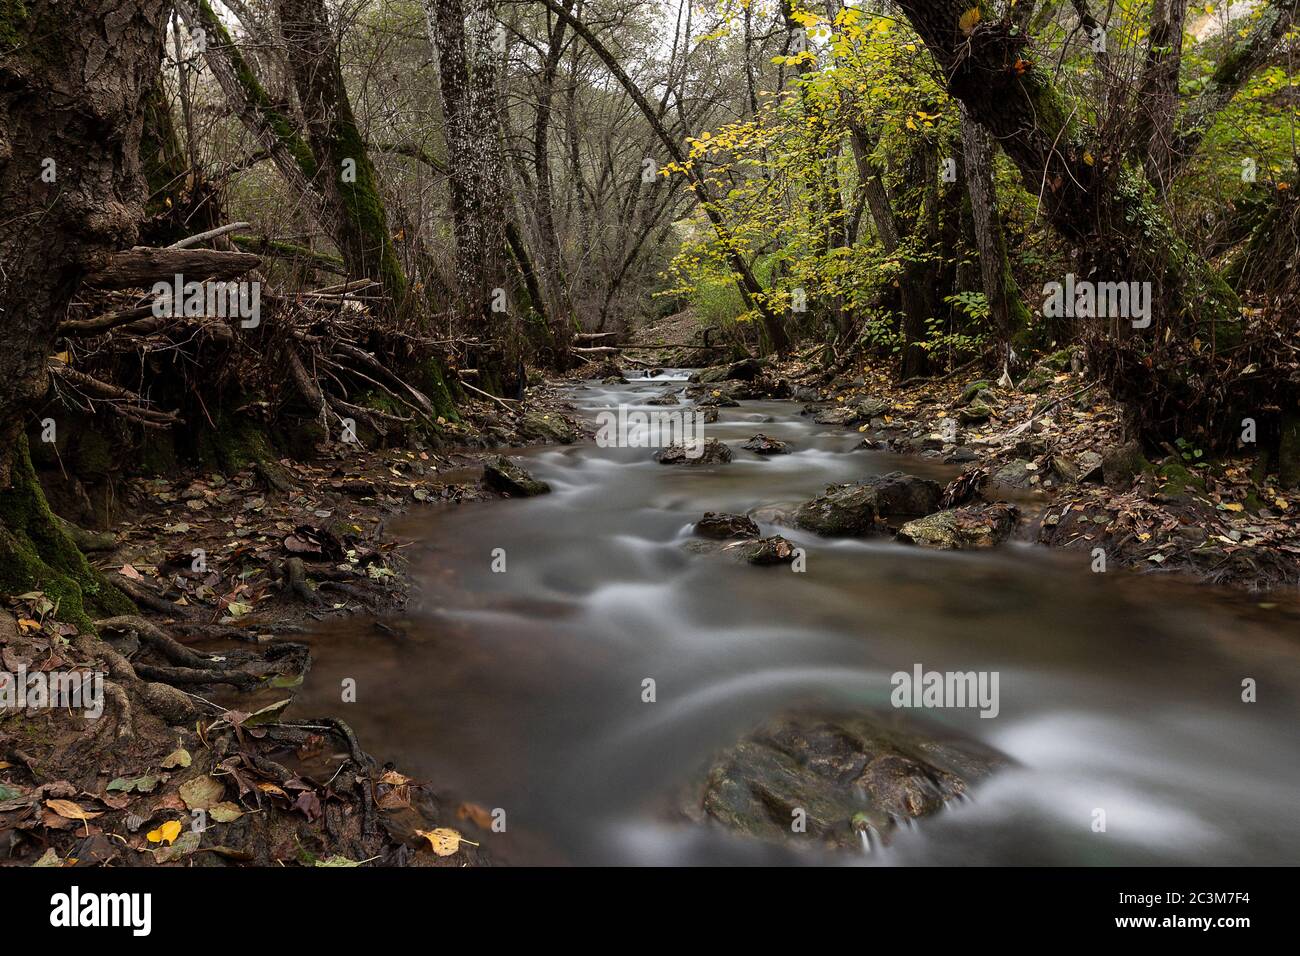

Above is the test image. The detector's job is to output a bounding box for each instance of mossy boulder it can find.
[518,411,576,445]
[897,504,1019,550]
[958,400,993,425]
[1101,440,1148,487]
[958,380,993,405]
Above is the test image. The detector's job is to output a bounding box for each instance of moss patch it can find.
[0,437,133,631]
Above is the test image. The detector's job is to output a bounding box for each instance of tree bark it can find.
[0,0,171,486]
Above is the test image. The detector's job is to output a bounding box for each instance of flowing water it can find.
[291,372,1300,865]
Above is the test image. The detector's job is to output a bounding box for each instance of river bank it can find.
[4,358,1297,866]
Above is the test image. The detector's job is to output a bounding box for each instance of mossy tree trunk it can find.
[183,0,458,414]
[894,3,1244,448]
[893,4,1239,339]
[0,0,167,620]
[276,0,408,308]
[0,438,134,631]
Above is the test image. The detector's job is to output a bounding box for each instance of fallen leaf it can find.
[415,827,464,856]
[160,748,192,770]
[208,802,244,823]
[178,775,225,810]
[146,820,183,846]
[45,799,101,823]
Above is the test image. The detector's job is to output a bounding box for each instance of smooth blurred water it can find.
[290,371,1300,865]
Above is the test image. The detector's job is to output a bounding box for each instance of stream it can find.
[291,371,1300,865]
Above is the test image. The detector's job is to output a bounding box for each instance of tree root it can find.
[282,557,323,605]
[133,661,261,690]
[96,614,236,671]
[109,573,193,618]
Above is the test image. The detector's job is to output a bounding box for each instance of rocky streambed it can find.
[281,369,1300,865]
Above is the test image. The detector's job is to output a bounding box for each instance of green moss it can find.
[329,119,407,305]
[0,437,133,631]
[417,358,459,422]
[1156,462,1205,497]
[0,0,28,49]
[196,416,279,473]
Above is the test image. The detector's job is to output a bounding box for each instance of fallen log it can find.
[84,247,261,289]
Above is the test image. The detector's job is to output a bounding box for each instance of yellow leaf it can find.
[1275,498,1290,510]
[958,7,981,33]
[415,827,464,857]
[1221,502,1244,512]
[17,618,41,632]
[147,820,183,846]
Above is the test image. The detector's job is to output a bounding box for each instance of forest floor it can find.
[0,388,582,868]
[4,342,1298,868]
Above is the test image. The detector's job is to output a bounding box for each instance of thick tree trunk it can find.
[425,0,510,321]
[0,0,170,486]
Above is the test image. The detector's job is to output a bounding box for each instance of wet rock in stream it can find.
[741,433,790,455]
[897,503,1019,550]
[482,456,551,497]
[794,471,942,535]
[695,512,761,539]
[655,439,732,465]
[687,710,1009,853]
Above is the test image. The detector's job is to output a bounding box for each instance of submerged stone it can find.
[688,709,1009,853]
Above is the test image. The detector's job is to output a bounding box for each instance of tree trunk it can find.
[0,0,170,486]
[0,0,168,615]
[959,104,1029,357]
[277,0,409,308]
[425,0,510,322]
[531,2,574,355]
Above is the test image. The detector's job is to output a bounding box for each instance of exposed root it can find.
[96,614,237,671]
